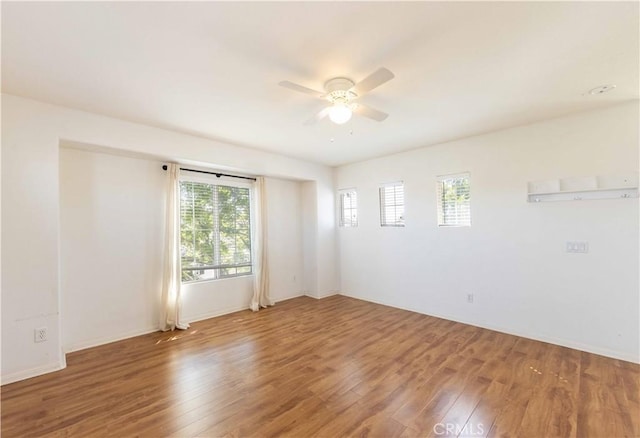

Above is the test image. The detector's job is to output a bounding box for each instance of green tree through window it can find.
[179,181,252,282]
[437,174,471,226]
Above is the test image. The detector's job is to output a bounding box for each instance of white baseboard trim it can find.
[305,291,339,300]
[341,292,640,364]
[60,347,67,368]
[2,360,66,386]
[185,304,251,323]
[181,294,308,323]
[273,293,305,304]
[63,326,159,354]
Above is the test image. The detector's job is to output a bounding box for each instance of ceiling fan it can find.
[279,67,394,125]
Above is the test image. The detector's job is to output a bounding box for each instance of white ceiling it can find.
[2,2,638,167]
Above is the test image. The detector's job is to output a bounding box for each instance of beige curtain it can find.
[250,176,273,311]
[160,164,190,331]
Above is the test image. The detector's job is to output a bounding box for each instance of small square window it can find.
[379,182,405,227]
[339,189,358,227]
[437,173,471,227]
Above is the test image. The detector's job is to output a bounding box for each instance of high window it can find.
[379,182,405,227]
[179,179,252,282]
[339,189,358,227]
[437,173,471,227]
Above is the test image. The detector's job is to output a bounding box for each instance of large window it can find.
[379,182,405,227]
[339,189,358,227]
[179,180,252,282]
[437,173,471,227]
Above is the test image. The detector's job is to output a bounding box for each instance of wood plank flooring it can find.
[2,295,638,437]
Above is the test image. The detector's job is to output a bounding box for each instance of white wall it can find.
[2,98,63,382]
[335,102,639,363]
[1,93,336,383]
[59,148,306,352]
[301,181,318,297]
[59,148,165,352]
[264,177,304,303]
[315,181,338,298]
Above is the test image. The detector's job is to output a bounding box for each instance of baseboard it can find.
[305,291,339,300]
[63,326,159,354]
[273,293,305,304]
[1,360,66,386]
[60,347,67,368]
[187,293,308,322]
[185,304,252,323]
[341,292,640,364]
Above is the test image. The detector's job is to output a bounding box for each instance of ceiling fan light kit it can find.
[329,103,353,124]
[325,78,356,124]
[279,67,394,125]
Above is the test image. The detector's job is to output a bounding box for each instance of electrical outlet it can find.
[467,293,474,304]
[566,241,589,253]
[34,327,47,343]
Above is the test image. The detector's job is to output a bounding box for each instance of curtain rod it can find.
[162,165,256,181]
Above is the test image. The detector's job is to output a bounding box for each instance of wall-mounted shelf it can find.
[527,173,639,202]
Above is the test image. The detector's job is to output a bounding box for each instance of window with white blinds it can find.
[437,173,471,227]
[379,182,405,227]
[179,180,252,282]
[339,189,358,227]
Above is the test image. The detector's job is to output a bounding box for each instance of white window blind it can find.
[339,189,358,227]
[179,181,252,282]
[437,173,471,227]
[379,182,405,227]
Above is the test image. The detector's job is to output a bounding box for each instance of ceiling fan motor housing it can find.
[324,77,357,104]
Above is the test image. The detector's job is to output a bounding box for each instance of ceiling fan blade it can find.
[304,106,331,125]
[279,81,325,99]
[350,67,395,96]
[354,103,389,122]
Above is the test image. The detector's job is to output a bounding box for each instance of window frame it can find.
[338,188,358,228]
[179,173,254,284]
[436,172,471,228]
[379,181,405,227]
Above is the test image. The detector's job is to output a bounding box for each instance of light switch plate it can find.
[566,241,589,253]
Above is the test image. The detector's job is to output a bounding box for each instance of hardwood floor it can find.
[2,295,638,437]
